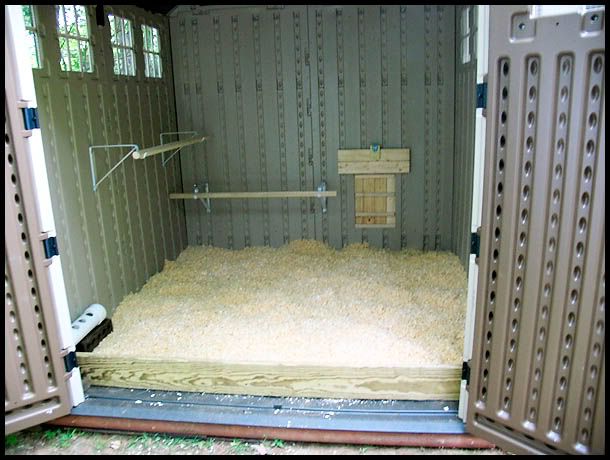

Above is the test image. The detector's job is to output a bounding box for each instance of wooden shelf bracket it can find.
[88,132,207,192]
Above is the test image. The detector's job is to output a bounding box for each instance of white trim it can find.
[458,4,489,422]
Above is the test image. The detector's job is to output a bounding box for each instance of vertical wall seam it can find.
[213,15,234,249]
[38,83,81,306]
[111,85,138,294]
[315,9,328,244]
[423,6,432,250]
[191,19,212,247]
[400,6,408,249]
[336,8,348,248]
[64,83,99,302]
[357,7,367,244]
[136,86,160,275]
[232,15,251,247]
[86,84,116,307]
[294,11,309,241]
[252,14,270,246]
[274,12,290,245]
[124,84,149,285]
[94,83,124,304]
[380,6,389,249]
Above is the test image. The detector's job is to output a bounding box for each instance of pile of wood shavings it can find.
[94,240,467,367]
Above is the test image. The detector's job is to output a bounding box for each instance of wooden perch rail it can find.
[170,190,337,199]
[133,135,207,159]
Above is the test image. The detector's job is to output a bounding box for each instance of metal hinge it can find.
[306,98,312,117]
[43,236,59,259]
[22,107,40,130]
[470,229,481,258]
[461,360,471,385]
[476,82,487,109]
[63,351,78,373]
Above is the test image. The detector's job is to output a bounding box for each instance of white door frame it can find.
[458,4,489,421]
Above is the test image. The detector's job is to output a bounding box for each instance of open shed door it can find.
[5,5,83,435]
[466,5,605,455]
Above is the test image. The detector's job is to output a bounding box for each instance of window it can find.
[141,24,162,78]
[109,13,136,76]
[56,5,93,72]
[21,5,42,69]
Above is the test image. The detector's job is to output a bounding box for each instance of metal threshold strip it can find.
[46,386,493,448]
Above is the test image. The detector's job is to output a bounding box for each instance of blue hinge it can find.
[470,232,480,258]
[43,236,59,259]
[22,107,40,130]
[476,82,487,109]
[461,360,471,385]
[63,351,78,373]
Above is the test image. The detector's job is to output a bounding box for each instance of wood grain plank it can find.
[338,161,410,174]
[77,353,461,400]
[338,148,410,162]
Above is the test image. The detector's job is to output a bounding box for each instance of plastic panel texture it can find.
[169,5,456,250]
[5,106,71,435]
[30,6,185,319]
[467,6,605,455]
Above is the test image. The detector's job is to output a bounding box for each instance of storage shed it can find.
[5,4,605,455]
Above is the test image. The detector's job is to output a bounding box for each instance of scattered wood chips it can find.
[94,240,467,367]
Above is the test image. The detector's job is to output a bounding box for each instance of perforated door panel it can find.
[467,6,605,455]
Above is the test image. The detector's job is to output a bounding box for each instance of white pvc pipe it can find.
[71,303,107,345]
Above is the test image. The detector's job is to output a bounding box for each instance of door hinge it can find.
[476,82,487,109]
[63,351,78,373]
[43,236,59,259]
[470,229,481,258]
[461,360,471,385]
[22,107,40,130]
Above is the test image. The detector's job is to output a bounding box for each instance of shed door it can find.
[466,5,605,455]
[5,5,78,435]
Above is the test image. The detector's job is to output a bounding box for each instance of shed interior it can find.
[28,4,479,400]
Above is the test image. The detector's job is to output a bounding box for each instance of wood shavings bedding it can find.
[94,240,467,368]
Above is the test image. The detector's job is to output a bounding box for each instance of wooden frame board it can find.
[78,353,461,400]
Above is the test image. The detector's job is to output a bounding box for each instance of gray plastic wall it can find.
[32,5,185,319]
[452,5,478,270]
[170,5,457,251]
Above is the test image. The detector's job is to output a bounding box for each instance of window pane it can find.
[26,33,37,68]
[56,5,66,33]
[22,5,34,28]
[112,47,119,74]
[76,5,88,37]
[126,49,135,76]
[145,52,151,77]
[155,54,162,78]
[124,18,132,47]
[109,14,116,43]
[64,5,76,36]
[151,27,159,52]
[141,25,147,51]
[59,36,69,70]
[68,38,81,71]
[81,40,92,72]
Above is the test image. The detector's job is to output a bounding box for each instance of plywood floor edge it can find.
[77,353,461,400]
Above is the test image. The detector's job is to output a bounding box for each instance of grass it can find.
[230,438,249,454]
[271,439,285,448]
[5,434,20,448]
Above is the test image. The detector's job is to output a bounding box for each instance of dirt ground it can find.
[5,426,507,455]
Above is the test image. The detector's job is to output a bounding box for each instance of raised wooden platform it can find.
[77,353,461,400]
